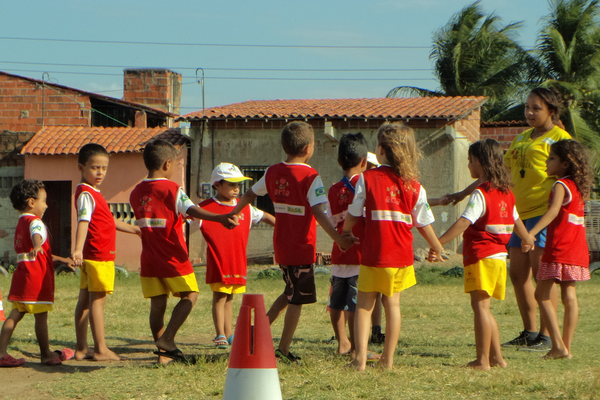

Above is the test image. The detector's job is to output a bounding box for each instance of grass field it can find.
[0,265,599,400]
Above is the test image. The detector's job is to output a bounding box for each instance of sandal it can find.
[213,335,229,349]
[0,354,26,367]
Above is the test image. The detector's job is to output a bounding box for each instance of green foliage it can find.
[256,267,282,279]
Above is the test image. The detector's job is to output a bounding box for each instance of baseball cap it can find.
[367,152,380,167]
[211,163,252,185]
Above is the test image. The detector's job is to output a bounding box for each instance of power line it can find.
[0,60,432,72]
[0,36,431,50]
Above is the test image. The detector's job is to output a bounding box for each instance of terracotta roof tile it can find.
[21,126,189,156]
[179,97,488,122]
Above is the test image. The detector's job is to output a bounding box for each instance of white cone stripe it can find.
[223,368,282,400]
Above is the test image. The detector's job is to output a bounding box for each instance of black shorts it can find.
[328,275,358,312]
[280,264,317,305]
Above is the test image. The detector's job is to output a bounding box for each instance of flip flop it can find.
[153,348,186,361]
[46,357,62,366]
[0,355,26,367]
[213,335,229,349]
[366,351,381,362]
[56,348,75,361]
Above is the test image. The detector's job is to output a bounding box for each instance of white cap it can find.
[367,152,380,167]
[211,163,252,185]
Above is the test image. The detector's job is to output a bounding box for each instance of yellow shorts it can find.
[141,273,199,299]
[358,265,416,297]
[80,260,115,293]
[464,258,506,300]
[12,302,53,314]
[209,283,246,294]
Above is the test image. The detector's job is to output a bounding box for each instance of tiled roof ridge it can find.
[179,96,487,122]
[21,126,188,156]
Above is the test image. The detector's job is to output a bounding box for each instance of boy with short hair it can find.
[0,180,74,367]
[198,163,275,349]
[232,121,356,362]
[326,133,370,356]
[72,143,141,361]
[130,140,238,364]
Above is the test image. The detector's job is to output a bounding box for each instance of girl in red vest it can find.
[526,139,591,359]
[435,139,533,370]
[342,123,443,371]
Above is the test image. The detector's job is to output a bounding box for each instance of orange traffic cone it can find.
[223,294,282,400]
[0,288,5,322]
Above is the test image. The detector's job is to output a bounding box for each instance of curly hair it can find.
[550,139,592,200]
[10,179,45,211]
[468,139,512,193]
[377,122,422,186]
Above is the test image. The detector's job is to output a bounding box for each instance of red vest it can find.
[9,215,54,303]
[130,179,193,277]
[462,183,515,265]
[328,176,364,265]
[361,167,420,268]
[75,184,116,261]
[199,198,251,285]
[543,178,589,267]
[265,163,320,265]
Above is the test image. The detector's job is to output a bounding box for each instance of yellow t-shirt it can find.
[504,126,571,219]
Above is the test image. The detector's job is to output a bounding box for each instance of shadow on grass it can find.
[25,362,106,374]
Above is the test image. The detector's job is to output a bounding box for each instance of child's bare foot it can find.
[466,360,490,371]
[337,342,352,355]
[93,349,122,361]
[75,348,95,361]
[489,357,507,368]
[375,358,393,370]
[542,349,571,360]
[347,358,365,372]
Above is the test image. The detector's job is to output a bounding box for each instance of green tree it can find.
[537,0,600,164]
[386,1,541,121]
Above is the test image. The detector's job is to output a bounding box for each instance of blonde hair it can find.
[377,123,422,185]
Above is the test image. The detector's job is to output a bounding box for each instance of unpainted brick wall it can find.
[123,69,182,115]
[480,125,528,149]
[0,74,91,133]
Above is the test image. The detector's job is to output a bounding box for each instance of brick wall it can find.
[480,124,528,149]
[0,74,91,133]
[123,69,182,115]
[452,108,481,143]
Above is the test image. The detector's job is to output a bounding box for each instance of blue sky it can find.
[0,1,553,115]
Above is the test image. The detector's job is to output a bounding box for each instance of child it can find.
[232,121,356,362]
[433,139,534,370]
[526,139,591,359]
[0,180,74,367]
[130,140,238,364]
[72,143,141,361]
[198,163,275,349]
[342,122,443,371]
[326,133,376,358]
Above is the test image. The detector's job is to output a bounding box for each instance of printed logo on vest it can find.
[274,178,290,196]
[315,187,325,197]
[385,185,400,204]
[499,200,508,218]
[274,203,305,216]
[137,218,167,228]
[485,224,514,235]
[139,196,152,212]
[371,210,412,224]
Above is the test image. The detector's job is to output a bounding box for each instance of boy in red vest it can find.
[0,180,74,367]
[232,121,356,362]
[130,140,238,364]
[198,163,275,349]
[72,144,141,361]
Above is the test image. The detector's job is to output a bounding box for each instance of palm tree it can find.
[536,0,600,158]
[387,1,542,121]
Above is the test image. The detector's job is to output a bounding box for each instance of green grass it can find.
[1,267,599,400]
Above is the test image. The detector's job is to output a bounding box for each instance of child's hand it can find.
[65,257,76,271]
[132,225,142,238]
[521,234,535,252]
[427,246,444,262]
[220,213,239,229]
[72,250,84,267]
[28,245,44,260]
[338,232,359,251]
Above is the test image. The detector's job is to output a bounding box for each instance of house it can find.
[178,96,488,259]
[0,69,183,266]
[19,126,189,269]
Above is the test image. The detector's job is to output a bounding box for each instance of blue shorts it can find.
[328,275,358,312]
[507,216,546,249]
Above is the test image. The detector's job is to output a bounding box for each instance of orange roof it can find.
[179,97,488,121]
[21,126,188,156]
